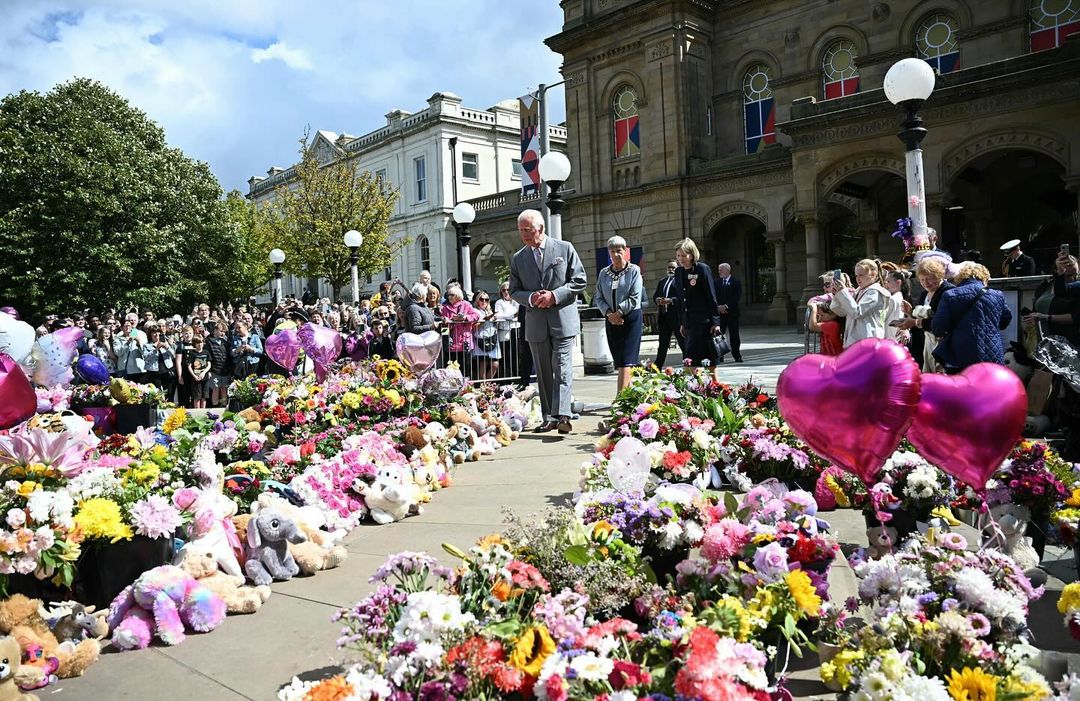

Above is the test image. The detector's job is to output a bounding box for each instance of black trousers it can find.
[718,314,741,360]
[655,317,684,366]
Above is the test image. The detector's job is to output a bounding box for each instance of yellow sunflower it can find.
[786,569,823,617]
[508,625,555,677]
[947,667,999,701]
[162,408,187,435]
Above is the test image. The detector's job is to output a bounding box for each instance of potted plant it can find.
[69,385,117,435]
[109,378,165,434]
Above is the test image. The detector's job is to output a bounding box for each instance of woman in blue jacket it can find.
[931,262,1011,373]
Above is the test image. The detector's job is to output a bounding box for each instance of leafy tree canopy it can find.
[259,133,402,299]
[0,78,254,321]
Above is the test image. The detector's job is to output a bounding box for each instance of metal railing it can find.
[429,320,533,385]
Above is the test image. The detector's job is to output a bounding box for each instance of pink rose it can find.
[172,487,201,512]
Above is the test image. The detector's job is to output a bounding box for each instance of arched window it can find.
[1030,0,1079,51]
[915,13,960,73]
[418,235,431,272]
[822,40,860,99]
[612,86,640,159]
[743,64,776,154]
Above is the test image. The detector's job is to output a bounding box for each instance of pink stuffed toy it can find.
[106,565,227,650]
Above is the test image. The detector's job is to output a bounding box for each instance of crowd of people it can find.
[23,271,534,409]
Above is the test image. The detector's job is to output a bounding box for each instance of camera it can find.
[832,269,843,282]
[1061,244,1070,255]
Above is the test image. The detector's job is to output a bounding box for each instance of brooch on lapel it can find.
[688,274,698,287]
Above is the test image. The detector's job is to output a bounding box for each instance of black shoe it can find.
[734,357,744,363]
[716,356,725,364]
[557,418,572,434]
[534,420,558,433]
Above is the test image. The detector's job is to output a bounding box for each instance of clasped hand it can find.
[606,312,624,325]
[530,290,556,308]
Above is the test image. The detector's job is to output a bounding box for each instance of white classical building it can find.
[248,91,567,301]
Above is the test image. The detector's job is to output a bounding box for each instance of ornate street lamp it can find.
[269,248,286,306]
[884,58,937,241]
[452,202,476,297]
[344,229,364,305]
[539,152,572,241]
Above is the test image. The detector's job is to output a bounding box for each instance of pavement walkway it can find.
[53,328,1078,700]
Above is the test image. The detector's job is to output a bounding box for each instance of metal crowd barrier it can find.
[430,320,533,385]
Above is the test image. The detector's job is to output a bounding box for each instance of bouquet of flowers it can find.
[734,421,822,483]
[68,385,115,410]
[985,441,1071,517]
[875,450,954,512]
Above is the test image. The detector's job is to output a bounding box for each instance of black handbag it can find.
[712,332,731,359]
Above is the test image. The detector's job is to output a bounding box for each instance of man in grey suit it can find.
[509,209,587,434]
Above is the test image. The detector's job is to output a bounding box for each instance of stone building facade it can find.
[247,92,565,301]
[465,0,1080,325]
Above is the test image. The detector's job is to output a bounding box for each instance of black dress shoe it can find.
[557,418,572,434]
[734,357,744,363]
[534,420,558,433]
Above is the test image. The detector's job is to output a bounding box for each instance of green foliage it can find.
[259,132,402,298]
[0,78,242,320]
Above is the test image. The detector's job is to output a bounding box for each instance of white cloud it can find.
[0,0,567,192]
[250,41,313,71]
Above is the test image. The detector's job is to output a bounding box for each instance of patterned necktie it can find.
[533,246,543,272]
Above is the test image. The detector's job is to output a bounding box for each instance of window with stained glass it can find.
[743,64,776,154]
[612,86,640,159]
[1031,0,1080,51]
[822,40,860,99]
[916,13,961,73]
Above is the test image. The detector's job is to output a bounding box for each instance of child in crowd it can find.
[185,335,211,409]
[369,320,394,359]
[206,321,230,407]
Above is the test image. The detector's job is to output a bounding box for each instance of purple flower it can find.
[752,541,789,583]
[638,418,660,440]
[130,495,182,539]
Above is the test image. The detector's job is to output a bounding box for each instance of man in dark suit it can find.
[715,263,742,362]
[652,259,684,366]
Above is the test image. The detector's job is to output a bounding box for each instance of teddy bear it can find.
[483,410,516,447]
[106,564,228,650]
[0,636,39,701]
[176,548,271,614]
[352,467,420,525]
[249,495,347,575]
[445,424,480,463]
[399,425,428,460]
[242,509,307,586]
[172,487,245,579]
[235,407,263,433]
[0,595,98,682]
[866,525,899,559]
[981,503,1041,573]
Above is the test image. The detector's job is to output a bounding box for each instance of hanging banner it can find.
[518,94,541,196]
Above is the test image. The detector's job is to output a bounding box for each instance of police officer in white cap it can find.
[1000,239,1036,277]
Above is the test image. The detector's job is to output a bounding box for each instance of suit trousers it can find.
[718,315,741,360]
[655,316,684,366]
[529,335,574,420]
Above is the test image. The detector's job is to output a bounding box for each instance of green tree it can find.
[209,190,275,303]
[0,78,237,320]
[260,134,402,300]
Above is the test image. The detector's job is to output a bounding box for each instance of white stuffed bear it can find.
[173,488,244,578]
[980,503,1041,572]
[352,467,422,525]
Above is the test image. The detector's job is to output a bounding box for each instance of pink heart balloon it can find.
[395,331,442,376]
[265,329,301,372]
[298,323,342,382]
[777,338,922,485]
[0,353,37,430]
[907,363,1026,491]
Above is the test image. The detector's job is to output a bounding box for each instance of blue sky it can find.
[0,0,567,192]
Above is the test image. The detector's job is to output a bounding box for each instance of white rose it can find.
[5,509,25,529]
[691,430,710,449]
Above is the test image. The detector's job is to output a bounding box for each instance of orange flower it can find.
[304,676,354,701]
[491,579,512,602]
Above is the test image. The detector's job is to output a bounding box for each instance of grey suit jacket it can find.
[508,237,587,342]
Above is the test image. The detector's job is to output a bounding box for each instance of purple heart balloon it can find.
[395,331,442,376]
[265,329,301,372]
[74,353,110,385]
[298,323,343,382]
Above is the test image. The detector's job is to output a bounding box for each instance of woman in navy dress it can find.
[672,238,721,366]
[595,235,643,394]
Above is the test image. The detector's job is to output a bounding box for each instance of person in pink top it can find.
[440,284,481,375]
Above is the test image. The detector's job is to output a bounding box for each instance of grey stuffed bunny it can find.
[244,508,307,586]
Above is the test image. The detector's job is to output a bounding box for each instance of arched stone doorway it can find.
[706,214,775,306]
[472,242,507,295]
[946,148,1075,275]
[821,170,907,275]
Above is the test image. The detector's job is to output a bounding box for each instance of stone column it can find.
[766,231,791,325]
[797,212,823,330]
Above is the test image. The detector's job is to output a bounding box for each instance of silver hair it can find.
[410,282,429,300]
[718,263,731,272]
[517,209,544,229]
[446,284,464,300]
[606,235,627,250]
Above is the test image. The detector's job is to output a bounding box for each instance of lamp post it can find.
[884,58,937,240]
[539,152,571,241]
[452,202,476,297]
[344,229,364,305]
[269,248,286,306]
